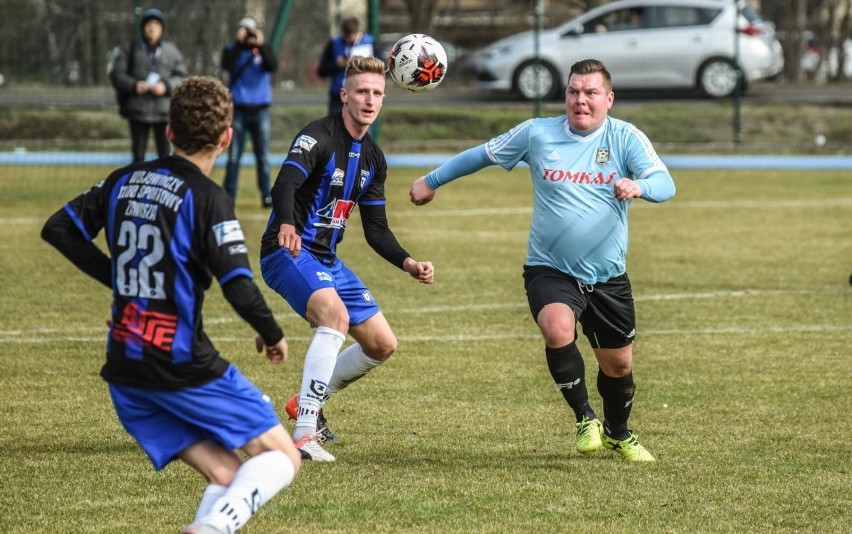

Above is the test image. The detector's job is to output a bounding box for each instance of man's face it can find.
[341,72,385,127]
[565,72,614,133]
[143,20,163,44]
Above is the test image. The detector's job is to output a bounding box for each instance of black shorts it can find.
[523,265,636,349]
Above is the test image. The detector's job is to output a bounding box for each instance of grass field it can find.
[1,165,850,533]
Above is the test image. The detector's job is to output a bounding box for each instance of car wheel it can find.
[698,58,742,98]
[513,60,560,100]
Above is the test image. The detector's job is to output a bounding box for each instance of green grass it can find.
[1,166,850,533]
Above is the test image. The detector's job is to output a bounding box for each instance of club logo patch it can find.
[331,168,345,186]
[595,147,610,165]
[295,134,317,151]
[212,220,245,245]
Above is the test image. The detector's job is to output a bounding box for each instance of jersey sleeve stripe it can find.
[219,267,254,286]
[63,203,93,241]
[282,160,309,177]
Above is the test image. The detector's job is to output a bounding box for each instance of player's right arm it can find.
[41,208,112,288]
[270,130,323,256]
[41,179,113,288]
[270,161,308,256]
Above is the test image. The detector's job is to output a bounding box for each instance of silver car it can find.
[473,0,784,99]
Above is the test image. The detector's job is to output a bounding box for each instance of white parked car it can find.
[472,0,784,99]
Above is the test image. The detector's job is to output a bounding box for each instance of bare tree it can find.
[402,0,441,34]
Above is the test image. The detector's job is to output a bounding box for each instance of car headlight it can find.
[480,45,513,61]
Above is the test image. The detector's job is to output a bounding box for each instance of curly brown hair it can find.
[168,76,233,155]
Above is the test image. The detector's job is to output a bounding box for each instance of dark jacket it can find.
[109,39,188,123]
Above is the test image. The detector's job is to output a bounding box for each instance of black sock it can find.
[597,369,636,439]
[545,343,595,422]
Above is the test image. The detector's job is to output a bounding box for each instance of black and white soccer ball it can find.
[387,34,448,93]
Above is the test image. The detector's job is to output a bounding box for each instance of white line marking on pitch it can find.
[1,288,848,343]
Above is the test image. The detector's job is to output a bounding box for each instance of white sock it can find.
[293,326,345,441]
[193,483,227,522]
[199,450,296,532]
[326,343,383,395]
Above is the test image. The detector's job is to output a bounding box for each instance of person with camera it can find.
[221,16,278,207]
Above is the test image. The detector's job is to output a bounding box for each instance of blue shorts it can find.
[260,248,381,326]
[108,365,281,470]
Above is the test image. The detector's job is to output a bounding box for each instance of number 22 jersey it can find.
[62,155,254,389]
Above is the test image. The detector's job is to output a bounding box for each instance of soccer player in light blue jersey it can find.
[410,59,675,461]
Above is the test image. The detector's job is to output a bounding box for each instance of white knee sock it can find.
[326,343,383,395]
[293,326,345,441]
[193,483,227,522]
[199,450,296,532]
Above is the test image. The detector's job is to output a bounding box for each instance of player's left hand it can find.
[403,258,434,284]
[613,178,642,201]
[256,334,288,364]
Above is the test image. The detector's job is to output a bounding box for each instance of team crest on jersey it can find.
[295,134,317,151]
[212,220,245,245]
[595,147,610,165]
[360,169,370,188]
[362,290,373,303]
[331,168,345,186]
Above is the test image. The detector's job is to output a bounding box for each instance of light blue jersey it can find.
[426,115,675,285]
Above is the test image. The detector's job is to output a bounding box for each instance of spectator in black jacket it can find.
[109,8,188,163]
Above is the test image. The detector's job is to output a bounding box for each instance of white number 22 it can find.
[115,221,166,299]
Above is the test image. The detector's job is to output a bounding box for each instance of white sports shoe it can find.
[294,432,336,462]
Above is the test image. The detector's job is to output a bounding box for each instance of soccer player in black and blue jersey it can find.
[261,56,434,462]
[42,76,302,533]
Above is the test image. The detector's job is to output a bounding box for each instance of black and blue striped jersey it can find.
[57,156,257,389]
[261,113,408,267]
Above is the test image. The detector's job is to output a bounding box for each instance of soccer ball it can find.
[387,34,448,92]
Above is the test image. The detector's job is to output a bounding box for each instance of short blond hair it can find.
[168,76,233,155]
[344,55,386,81]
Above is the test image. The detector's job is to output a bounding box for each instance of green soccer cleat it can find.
[575,416,603,454]
[601,430,656,462]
